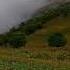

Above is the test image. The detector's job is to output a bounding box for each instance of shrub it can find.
[24,22,42,35]
[0,35,5,46]
[0,35,8,46]
[47,33,67,47]
[8,32,26,48]
[24,24,36,35]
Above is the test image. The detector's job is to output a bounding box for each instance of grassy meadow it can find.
[0,16,70,70]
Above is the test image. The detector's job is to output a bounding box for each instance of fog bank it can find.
[0,0,63,33]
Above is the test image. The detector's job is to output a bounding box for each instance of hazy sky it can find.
[0,0,52,33]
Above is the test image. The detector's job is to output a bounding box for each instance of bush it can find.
[7,32,26,48]
[24,22,42,35]
[47,33,67,47]
[0,35,8,46]
[0,35,5,46]
[24,24,36,35]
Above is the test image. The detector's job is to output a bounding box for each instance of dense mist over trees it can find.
[0,0,50,33]
[0,0,69,33]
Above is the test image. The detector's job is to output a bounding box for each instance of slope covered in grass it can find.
[0,2,70,70]
[0,16,70,70]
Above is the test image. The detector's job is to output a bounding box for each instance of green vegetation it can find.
[0,34,8,46]
[0,2,70,70]
[0,60,54,70]
[47,33,67,47]
[0,17,70,70]
[7,32,26,48]
[0,32,26,48]
[0,35,5,46]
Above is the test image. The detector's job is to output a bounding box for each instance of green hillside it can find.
[0,2,70,70]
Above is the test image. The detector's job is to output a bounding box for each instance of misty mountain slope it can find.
[0,16,70,70]
[0,0,69,34]
[10,2,70,35]
[0,2,70,70]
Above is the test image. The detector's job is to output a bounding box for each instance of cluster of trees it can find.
[47,33,67,47]
[56,2,70,17]
[0,32,26,48]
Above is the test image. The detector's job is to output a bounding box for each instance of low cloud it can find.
[0,0,52,33]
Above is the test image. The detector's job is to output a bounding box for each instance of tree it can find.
[8,32,26,48]
[47,33,67,47]
[0,35,7,46]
